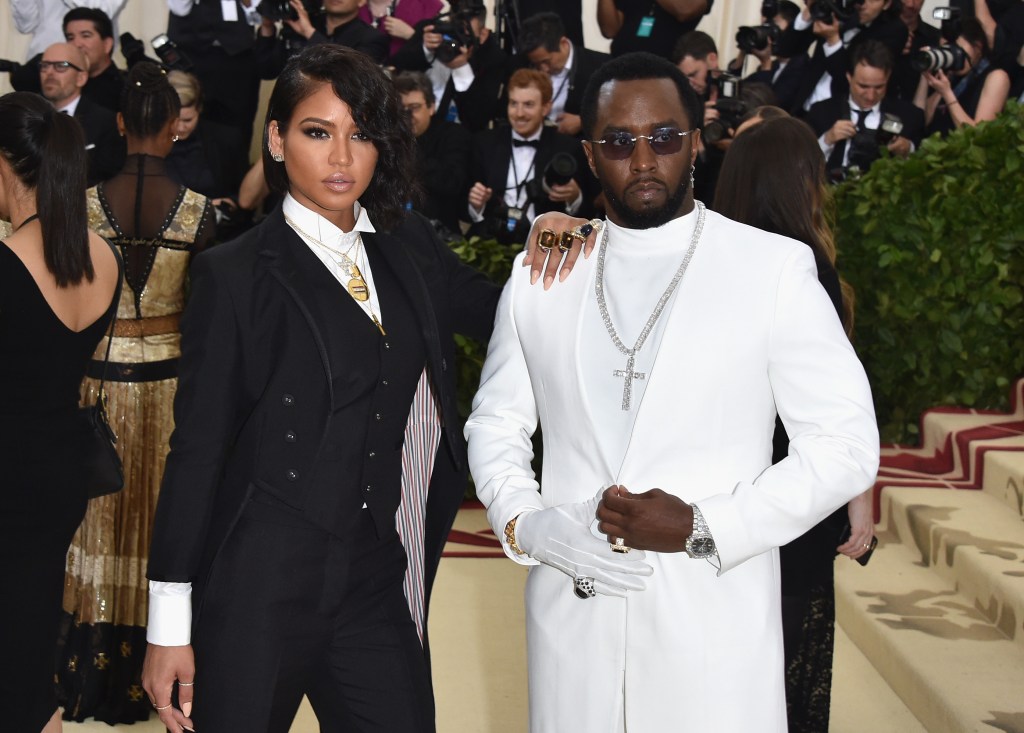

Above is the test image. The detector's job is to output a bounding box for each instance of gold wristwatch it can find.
[504,514,526,556]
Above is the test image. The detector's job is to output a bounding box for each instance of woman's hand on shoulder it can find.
[523,212,598,290]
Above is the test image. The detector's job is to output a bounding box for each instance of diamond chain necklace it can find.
[595,200,706,410]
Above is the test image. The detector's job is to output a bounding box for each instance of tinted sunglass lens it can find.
[650,135,683,155]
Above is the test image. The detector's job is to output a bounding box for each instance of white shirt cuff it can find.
[147,581,193,646]
[794,13,811,31]
[818,133,834,157]
[823,38,843,55]
[468,202,485,223]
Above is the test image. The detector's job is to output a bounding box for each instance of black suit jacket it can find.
[415,117,473,232]
[466,125,587,242]
[148,208,499,621]
[745,55,810,114]
[73,95,126,186]
[806,94,924,171]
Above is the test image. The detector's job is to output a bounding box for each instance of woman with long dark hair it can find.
[141,44,500,733]
[58,61,214,725]
[714,115,874,733]
[0,91,121,733]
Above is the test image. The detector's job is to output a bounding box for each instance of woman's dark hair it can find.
[0,92,90,286]
[960,18,991,58]
[580,52,704,139]
[263,45,416,231]
[120,62,181,138]
[714,116,854,333]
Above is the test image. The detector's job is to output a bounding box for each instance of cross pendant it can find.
[612,356,646,411]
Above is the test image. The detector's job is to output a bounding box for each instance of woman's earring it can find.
[272,152,284,163]
[172,135,179,143]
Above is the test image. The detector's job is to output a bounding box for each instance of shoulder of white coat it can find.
[700,210,811,278]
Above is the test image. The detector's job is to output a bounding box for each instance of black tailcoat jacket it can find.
[148,207,499,628]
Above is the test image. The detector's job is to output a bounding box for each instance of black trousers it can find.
[191,492,434,733]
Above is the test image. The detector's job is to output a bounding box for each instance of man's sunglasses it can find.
[588,128,696,160]
[39,60,83,73]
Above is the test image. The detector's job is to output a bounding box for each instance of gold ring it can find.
[557,231,575,253]
[538,228,557,252]
[178,681,195,687]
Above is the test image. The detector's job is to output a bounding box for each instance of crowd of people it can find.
[0,0,1017,732]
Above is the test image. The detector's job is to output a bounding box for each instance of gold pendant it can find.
[348,277,369,301]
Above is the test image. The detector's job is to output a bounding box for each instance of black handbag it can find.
[81,311,124,498]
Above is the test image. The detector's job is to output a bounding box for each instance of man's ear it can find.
[103,37,114,59]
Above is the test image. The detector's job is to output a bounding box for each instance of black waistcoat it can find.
[295,238,427,541]
[167,0,255,55]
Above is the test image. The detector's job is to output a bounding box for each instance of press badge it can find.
[507,207,523,232]
[637,15,655,37]
[221,0,239,22]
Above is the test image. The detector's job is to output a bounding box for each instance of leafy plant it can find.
[834,103,1024,443]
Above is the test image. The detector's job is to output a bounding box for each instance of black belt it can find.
[86,357,179,383]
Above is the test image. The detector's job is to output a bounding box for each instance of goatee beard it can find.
[601,176,690,229]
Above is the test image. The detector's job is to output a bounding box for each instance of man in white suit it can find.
[465,51,880,732]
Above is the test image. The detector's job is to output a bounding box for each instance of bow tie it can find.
[513,138,539,148]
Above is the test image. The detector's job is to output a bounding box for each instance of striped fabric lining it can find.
[396,368,442,643]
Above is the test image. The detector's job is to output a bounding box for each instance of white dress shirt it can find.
[167,0,261,24]
[548,42,575,122]
[794,12,845,112]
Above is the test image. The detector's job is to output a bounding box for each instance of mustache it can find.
[625,176,668,192]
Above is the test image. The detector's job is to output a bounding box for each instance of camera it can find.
[810,0,862,25]
[933,6,963,44]
[703,74,747,145]
[430,4,484,64]
[736,23,780,52]
[542,152,577,188]
[911,43,967,72]
[119,32,151,68]
[151,34,193,72]
[846,113,903,170]
[256,0,319,22]
[0,59,20,73]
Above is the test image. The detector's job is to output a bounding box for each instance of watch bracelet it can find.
[504,513,526,556]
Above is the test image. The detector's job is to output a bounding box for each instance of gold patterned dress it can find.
[57,154,213,724]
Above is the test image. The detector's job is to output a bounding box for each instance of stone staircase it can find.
[835,377,1024,733]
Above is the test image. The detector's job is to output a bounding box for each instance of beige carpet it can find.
[66,508,923,732]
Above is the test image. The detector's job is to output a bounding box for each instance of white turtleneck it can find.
[581,205,702,474]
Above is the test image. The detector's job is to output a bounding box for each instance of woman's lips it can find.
[323,178,354,193]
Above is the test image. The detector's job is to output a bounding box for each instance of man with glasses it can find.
[39,42,123,185]
[465,51,879,730]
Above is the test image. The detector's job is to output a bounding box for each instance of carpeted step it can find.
[879,487,1024,652]
[982,448,1024,517]
[836,521,1024,733]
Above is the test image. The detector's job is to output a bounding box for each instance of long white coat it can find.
[466,210,880,732]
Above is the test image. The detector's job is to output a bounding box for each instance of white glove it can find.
[515,489,653,597]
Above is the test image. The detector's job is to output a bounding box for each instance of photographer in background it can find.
[254,0,388,78]
[64,7,124,113]
[391,0,511,133]
[394,71,472,236]
[166,0,262,161]
[783,0,909,113]
[808,41,922,177]
[893,0,942,98]
[515,12,609,137]
[915,17,1011,134]
[466,69,585,244]
[738,0,811,112]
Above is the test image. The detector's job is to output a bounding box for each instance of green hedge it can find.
[835,103,1024,443]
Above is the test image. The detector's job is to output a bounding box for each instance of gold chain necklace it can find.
[284,215,386,335]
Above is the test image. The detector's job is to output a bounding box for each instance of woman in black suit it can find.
[141,45,501,733]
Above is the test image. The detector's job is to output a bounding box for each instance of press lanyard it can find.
[508,145,535,208]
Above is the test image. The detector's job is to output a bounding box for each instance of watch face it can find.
[690,536,715,557]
